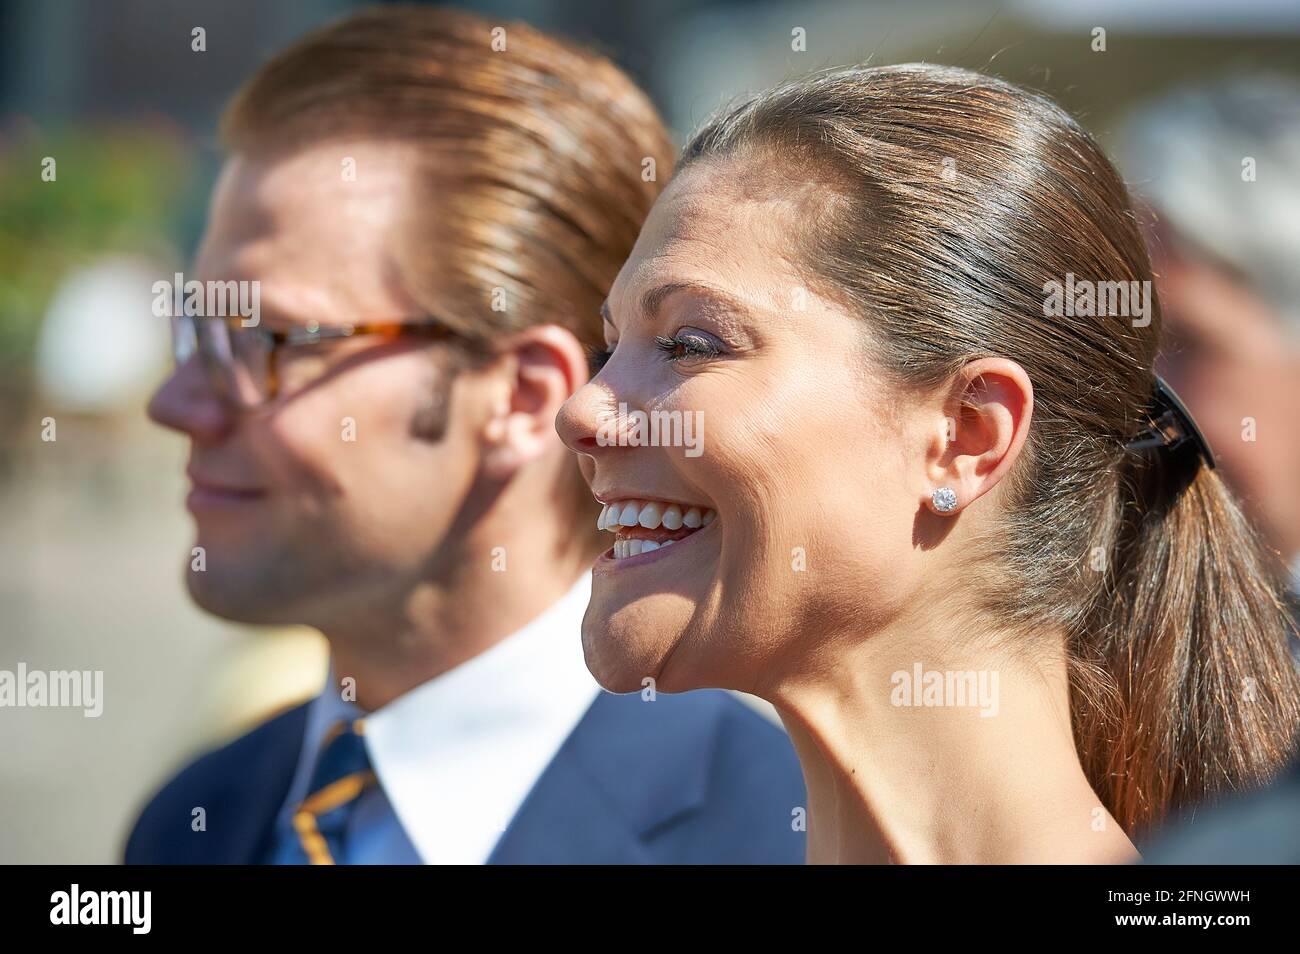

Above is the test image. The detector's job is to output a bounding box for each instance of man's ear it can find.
[923,357,1033,514]
[479,324,589,480]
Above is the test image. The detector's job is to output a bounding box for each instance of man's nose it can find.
[146,356,235,443]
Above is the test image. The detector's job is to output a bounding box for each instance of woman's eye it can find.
[654,332,722,363]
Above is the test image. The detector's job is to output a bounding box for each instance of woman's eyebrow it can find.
[640,281,745,322]
[601,281,749,327]
[600,281,753,335]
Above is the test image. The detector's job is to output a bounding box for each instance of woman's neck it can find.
[770,624,1140,864]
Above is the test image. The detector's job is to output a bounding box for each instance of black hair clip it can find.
[1124,375,1216,472]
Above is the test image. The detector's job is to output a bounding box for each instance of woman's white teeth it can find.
[613,538,671,559]
[638,502,663,529]
[598,499,717,560]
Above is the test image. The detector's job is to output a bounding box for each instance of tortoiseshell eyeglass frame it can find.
[169,314,463,408]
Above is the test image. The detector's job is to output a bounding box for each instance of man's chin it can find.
[183,564,299,627]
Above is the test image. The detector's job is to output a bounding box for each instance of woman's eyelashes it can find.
[586,329,724,376]
[654,330,723,363]
[586,343,614,375]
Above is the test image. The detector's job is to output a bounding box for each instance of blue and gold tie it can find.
[293,718,375,865]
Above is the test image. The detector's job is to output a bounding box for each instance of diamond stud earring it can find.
[931,487,958,513]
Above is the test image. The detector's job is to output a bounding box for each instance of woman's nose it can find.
[146,356,236,444]
[557,376,617,456]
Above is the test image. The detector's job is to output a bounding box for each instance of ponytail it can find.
[1073,447,1300,832]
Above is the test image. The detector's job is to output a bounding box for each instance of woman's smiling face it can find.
[557,158,933,697]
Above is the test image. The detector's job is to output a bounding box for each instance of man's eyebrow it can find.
[244,296,302,328]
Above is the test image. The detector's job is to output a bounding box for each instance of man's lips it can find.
[186,472,265,508]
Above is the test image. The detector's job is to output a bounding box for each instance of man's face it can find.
[148,141,484,624]
[1155,246,1300,563]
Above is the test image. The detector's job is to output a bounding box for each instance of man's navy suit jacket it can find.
[125,688,807,864]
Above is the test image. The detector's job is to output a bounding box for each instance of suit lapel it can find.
[489,690,718,863]
[208,703,308,864]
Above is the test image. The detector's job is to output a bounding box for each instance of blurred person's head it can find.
[147,7,671,656]
[1121,75,1300,574]
[558,64,1300,833]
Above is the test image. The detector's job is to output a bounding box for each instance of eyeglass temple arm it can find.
[277,320,451,346]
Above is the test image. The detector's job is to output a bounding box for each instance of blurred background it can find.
[2,0,1298,863]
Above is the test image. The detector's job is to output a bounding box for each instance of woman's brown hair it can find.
[682,63,1300,832]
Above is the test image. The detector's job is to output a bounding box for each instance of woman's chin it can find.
[580,609,690,695]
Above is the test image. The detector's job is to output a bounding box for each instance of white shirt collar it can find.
[288,573,601,863]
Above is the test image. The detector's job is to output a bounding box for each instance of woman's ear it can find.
[479,324,589,480]
[923,357,1033,515]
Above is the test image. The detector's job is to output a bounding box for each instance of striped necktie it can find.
[293,718,375,865]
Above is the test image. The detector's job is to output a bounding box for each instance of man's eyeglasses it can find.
[168,313,461,409]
